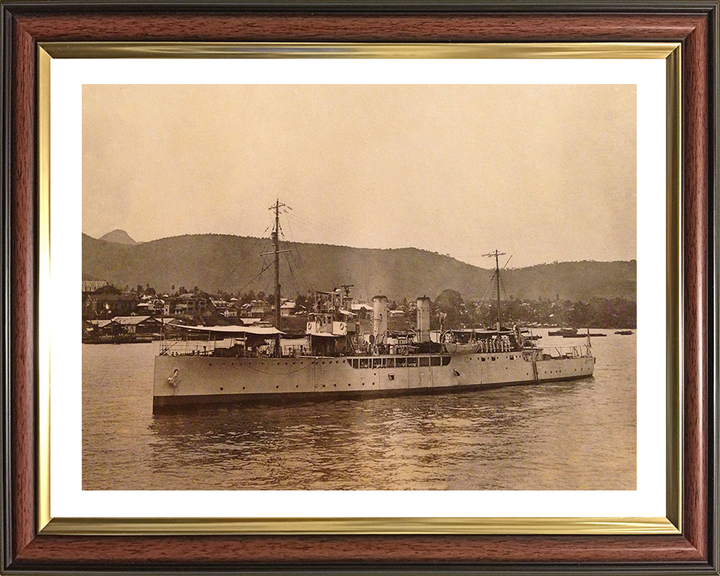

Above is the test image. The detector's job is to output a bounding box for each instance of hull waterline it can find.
[153,351,595,412]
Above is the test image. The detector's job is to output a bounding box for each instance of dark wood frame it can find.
[1,1,717,573]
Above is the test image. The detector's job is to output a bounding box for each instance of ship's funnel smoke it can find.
[417,296,431,343]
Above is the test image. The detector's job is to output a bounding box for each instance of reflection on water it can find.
[83,331,636,490]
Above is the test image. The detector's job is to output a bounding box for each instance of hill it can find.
[99,229,138,245]
[82,233,636,302]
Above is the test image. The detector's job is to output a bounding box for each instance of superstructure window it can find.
[420,357,430,367]
[431,356,441,367]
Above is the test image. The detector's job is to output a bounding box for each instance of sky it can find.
[82,84,636,269]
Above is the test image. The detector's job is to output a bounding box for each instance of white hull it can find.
[153,351,595,411]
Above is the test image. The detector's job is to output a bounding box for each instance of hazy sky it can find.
[83,84,636,268]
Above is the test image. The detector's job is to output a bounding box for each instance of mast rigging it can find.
[260,200,290,343]
[483,250,506,331]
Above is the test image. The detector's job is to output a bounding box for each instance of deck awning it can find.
[174,324,284,337]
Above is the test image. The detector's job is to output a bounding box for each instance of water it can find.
[82,330,636,490]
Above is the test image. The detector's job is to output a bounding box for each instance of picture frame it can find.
[1,1,717,573]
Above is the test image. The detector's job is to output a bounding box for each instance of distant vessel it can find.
[615,330,634,335]
[548,327,578,337]
[548,327,607,338]
[153,202,595,411]
[521,329,542,341]
[563,332,607,338]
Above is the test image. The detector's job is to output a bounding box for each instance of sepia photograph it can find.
[5,1,717,571]
[81,82,637,493]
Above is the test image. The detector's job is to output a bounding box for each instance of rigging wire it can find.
[480,273,497,301]
[284,215,304,267]
[283,251,305,298]
[283,214,313,292]
[499,275,508,301]
[214,236,270,292]
[284,213,331,291]
[275,221,301,297]
[480,254,514,303]
[211,237,242,290]
[289,251,312,294]
[286,211,348,241]
[235,261,274,296]
[281,216,312,293]
[231,205,365,301]
[499,256,514,298]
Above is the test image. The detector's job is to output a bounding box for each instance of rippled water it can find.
[83,330,636,490]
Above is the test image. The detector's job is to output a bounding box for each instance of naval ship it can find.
[153,202,595,412]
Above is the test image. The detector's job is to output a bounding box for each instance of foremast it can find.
[483,250,506,331]
[266,200,290,356]
[271,200,285,328]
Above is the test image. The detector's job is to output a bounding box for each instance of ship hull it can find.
[153,352,595,412]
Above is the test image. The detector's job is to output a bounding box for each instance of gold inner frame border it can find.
[36,41,682,536]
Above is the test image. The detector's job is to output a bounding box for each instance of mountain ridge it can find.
[82,232,636,302]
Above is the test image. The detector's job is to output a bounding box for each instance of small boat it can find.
[548,327,577,337]
[521,329,542,341]
[440,329,514,355]
[442,342,480,354]
[563,332,606,338]
[615,330,634,335]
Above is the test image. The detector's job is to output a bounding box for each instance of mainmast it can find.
[483,250,506,331]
